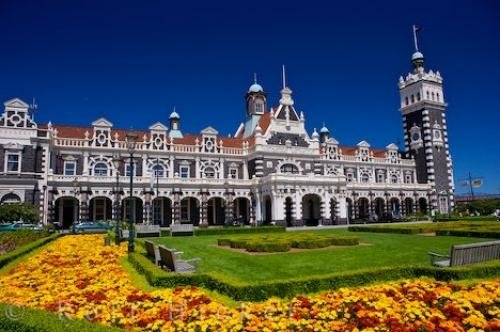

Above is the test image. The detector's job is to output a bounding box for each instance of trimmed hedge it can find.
[218,234,359,253]
[0,303,118,332]
[0,234,59,270]
[435,229,500,239]
[195,226,286,236]
[348,226,420,235]
[128,251,500,301]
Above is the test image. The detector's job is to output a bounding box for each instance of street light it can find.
[72,178,80,233]
[112,156,122,245]
[126,130,138,253]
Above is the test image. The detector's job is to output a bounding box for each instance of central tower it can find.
[398,26,454,214]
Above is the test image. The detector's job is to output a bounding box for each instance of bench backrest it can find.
[144,240,156,258]
[450,240,500,266]
[170,223,194,233]
[136,224,161,233]
[158,245,176,271]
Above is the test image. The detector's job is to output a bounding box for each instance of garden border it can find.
[0,234,59,270]
[0,303,119,332]
[127,251,500,301]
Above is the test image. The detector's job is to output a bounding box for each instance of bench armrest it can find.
[427,251,450,264]
[185,258,201,267]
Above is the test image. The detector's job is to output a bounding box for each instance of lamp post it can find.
[72,178,80,233]
[126,131,138,253]
[112,156,122,245]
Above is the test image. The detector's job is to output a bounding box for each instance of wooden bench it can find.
[157,245,200,273]
[170,223,194,236]
[136,224,161,238]
[428,240,500,267]
[120,224,161,239]
[144,240,161,265]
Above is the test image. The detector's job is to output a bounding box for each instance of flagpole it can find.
[468,172,475,201]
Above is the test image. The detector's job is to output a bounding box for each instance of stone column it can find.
[143,190,153,224]
[172,189,181,224]
[79,188,91,221]
[200,189,209,227]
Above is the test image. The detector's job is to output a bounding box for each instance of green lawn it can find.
[152,229,492,284]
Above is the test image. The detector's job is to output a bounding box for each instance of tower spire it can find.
[282,64,286,89]
[412,24,420,52]
[253,72,257,84]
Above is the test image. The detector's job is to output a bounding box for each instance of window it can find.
[361,173,370,183]
[5,153,20,172]
[416,92,421,101]
[411,132,421,142]
[391,174,399,184]
[346,173,354,182]
[426,91,430,99]
[204,167,216,179]
[280,164,299,174]
[377,173,385,183]
[94,162,108,176]
[433,129,442,140]
[405,97,409,105]
[180,166,190,178]
[436,92,440,101]
[431,92,435,101]
[64,161,76,176]
[255,102,263,113]
[229,168,238,179]
[125,163,135,177]
[405,174,413,184]
[152,164,164,177]
[411,95,414,103]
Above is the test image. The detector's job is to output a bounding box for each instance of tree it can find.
[0,203,39,223]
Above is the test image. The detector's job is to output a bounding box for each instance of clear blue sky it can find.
[1,0,499,194]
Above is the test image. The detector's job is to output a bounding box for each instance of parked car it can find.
[0,222,43,232]
[74,221,110,233]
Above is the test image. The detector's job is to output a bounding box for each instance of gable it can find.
[4,98,29,109]
[149,122,168,131]
[91,118,113,127]
[201,126,219,135]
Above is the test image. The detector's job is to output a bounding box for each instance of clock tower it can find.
[398,26,454,214]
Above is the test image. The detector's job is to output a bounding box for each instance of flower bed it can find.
[0,235,499,331]
[218,233,359,252]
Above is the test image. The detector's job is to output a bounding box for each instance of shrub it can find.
[435,229,500,239]
[0,203,39,223]
[0,229,51,254]
[0,303,119,332]
[245,241,291,252]
[194,226,286,236]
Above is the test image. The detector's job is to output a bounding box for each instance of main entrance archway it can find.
[54,197,79,229]
[301,194,321,226]
[418,197,428,214]
[374,197,385,220]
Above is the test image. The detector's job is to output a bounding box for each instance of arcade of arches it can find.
[50,193,428,229]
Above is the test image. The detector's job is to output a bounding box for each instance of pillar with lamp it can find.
[112,155,123,245]
[126,130,138,253]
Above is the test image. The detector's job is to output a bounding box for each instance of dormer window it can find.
[255,102,263,113]
[180,165,190,178]
[377,173,385,183]
[229,167,238,179]
[405,174,413,184]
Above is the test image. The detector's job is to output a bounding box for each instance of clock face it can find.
[412,132,420,141]
[434,130,441,139]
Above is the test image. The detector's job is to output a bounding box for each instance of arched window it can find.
[411,95,415,103]
[405,174,413,184]
[416,92,421,101]
[426,91,430,99]
[391,174,399,184]
[436,92,440,101]
[152,164,165,177]
[431,92,435,101]
[280,164,299,174]
[361,173,370,183]
[255,102,263,113]
[405,97,409,105]
[204,167,216,178]
[94,162,108,176]
[1,193,21,204]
